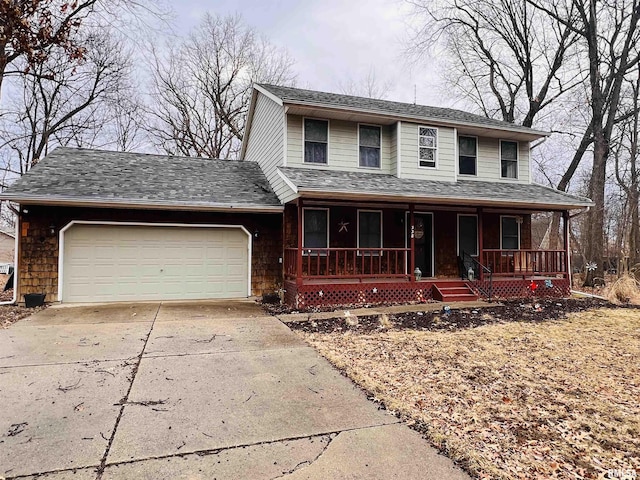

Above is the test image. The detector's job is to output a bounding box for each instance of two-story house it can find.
[0,85,592,307]
[243,85,592,307]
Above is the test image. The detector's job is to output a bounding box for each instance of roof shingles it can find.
[1,148,281,209]
[278,167,593,209]
[258,84,548,137]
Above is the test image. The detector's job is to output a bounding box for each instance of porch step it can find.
[433,284,478,302]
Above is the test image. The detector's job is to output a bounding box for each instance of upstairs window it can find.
[359,125,381,168]
[501,216,520,249]
[303,209,329,249]
[304,119,328,164]
[501,140,518,178]
[459,136,477,176]
[419,126,437,168]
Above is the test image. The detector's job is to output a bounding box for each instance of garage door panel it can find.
[62,225,249,303]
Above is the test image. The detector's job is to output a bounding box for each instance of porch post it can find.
[478,207,484,281]
[297,198,303,286]
[563,210,571,286]
[409,203,415,282]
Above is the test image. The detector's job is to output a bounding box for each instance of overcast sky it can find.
[168,0,447,107]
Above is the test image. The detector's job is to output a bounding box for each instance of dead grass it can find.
[607,275,640,305]
[298,309,640,479]
[0,303,45,328]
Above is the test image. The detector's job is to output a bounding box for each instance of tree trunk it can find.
[583,130,608,287]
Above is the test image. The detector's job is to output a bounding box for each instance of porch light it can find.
[49,224,56,236]
[414,267,422,281]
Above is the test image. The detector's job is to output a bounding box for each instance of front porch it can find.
[282,200,572,308]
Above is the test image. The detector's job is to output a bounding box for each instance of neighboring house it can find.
[0,229,15,265]
[0,85,593,306]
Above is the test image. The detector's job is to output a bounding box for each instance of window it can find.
[459,136,477,175]
[501,140,518,178]
[303,209,329,249]
[304,119,328,164]
[358,210,382,251]
[458,215,478,256]
[501,216,520,249]
[359,125,381,168]
[419,126,437,168]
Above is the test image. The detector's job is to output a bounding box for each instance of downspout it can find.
[0,216,19,305]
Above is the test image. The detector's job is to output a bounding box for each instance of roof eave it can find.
[1,195,284,213]
[281,100,550,139]
[297,188,592,211]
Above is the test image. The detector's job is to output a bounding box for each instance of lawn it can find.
[292,305,640,479]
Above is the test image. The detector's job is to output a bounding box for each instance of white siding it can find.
[244,92,294,202]
[465,137,531,183]
[399,122,456,181]
[286,114,394,174]
[390,123,398,176]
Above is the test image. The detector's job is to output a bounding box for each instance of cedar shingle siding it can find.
[18,206,282,301]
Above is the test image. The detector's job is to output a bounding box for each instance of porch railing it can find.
[284,247,410,280]
[482,249,567,277]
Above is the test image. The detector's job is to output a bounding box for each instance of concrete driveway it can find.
[0,301,469,480]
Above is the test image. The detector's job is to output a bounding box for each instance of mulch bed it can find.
[288,297,633,334]
[0,290,47,328]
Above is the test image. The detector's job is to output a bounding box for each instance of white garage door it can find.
[61,224,249,303]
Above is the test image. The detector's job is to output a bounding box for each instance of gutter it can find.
[0,195,284,213]
[0,220,18,305]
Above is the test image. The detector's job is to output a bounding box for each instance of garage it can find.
[60,223,250,303]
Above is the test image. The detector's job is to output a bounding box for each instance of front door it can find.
[408,213,433,278]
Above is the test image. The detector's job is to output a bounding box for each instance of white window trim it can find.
[418,125,438,169]
[458,135,478,177]
[500,215,521,249]
[457,214,479,256]
[302,207,330,254]
[357,123,382,169]
[500,139,519,180]
[303,117,330,165]
[357,209,383,255]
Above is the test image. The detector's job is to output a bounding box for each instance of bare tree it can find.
[0,0,166,99]
[336,67,393,99]
[146,13,296,159]
[529,0,640,285]
[614,70,640,268]
[406,0,581,127]
[0,30,134,178]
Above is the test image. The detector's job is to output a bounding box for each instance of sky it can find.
[168,0,447,107]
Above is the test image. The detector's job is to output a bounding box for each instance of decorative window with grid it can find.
[419,126,437,168]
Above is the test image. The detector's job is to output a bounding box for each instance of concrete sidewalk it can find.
[277,299,499,323]
[0,300,470,480]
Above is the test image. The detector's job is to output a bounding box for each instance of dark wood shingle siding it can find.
[18,206,282,301]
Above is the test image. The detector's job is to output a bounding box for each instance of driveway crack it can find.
[94,302,161,480]
[271,433,336,479]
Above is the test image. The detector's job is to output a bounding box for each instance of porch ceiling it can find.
[278,167,594,211]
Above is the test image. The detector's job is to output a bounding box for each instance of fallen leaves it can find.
[297,308,640,480]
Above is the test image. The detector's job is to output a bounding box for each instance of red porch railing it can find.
[284,248,410,280]
[482,249,567,277]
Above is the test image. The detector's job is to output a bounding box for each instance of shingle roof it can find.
[278,167,593,210]
[0,147,282,211]
[258,84,548,137]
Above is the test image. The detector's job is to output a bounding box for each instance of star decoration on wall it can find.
[318,290,324,297]
[338,220,349,233]
[372,287,378,294]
